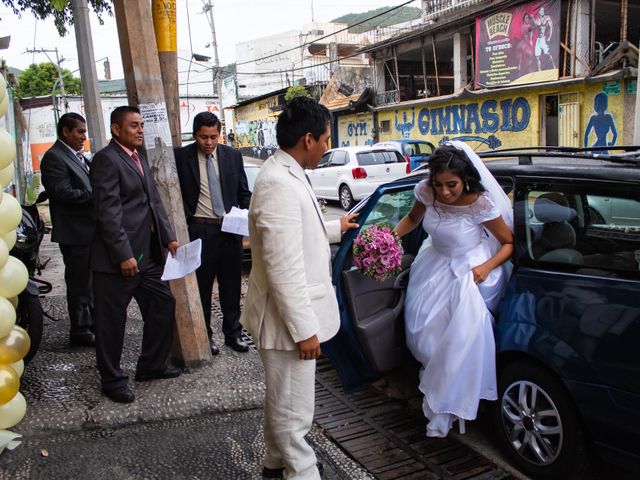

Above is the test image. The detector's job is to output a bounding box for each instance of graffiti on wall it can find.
[584,92,618,149]
[236,119,278,159]
[381,96,532,150]
[337,113,374,147]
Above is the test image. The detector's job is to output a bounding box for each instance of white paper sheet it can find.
[161,238,202,281]
[221,207,249,237]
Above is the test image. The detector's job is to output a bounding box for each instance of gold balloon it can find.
[0,296,16,338]
[0,163,13,188]
[0,193,21,236]
[0,237,7,270]
[0,325,30,364]
[1,230,16,250]
[0,129,15,170]
[6,296,17,310]
[0,95,7,119]
[0,365,19,405]
[0,391,26,429]
[0,256,28,298]
[9,359,23,378]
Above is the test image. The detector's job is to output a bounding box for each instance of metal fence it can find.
[422,0,485,22]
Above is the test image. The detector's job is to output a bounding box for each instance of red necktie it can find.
[131,151,144,176]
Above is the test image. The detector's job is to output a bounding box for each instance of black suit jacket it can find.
[90,140,176,273]
[40,140,95,245]
[174,143,251,218]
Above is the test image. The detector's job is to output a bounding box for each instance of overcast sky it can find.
[0,0,418,80]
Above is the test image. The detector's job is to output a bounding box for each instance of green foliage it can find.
[331,6,422,33]
[284,85,309,102]
[25,173,41,206]
[14,62,82,99]
[0,0,112,36]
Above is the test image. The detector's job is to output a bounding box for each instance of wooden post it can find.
[431,35,440,97]
[113,0,211,366]
[152,0,181,147]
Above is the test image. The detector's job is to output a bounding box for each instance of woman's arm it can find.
[471,215,514,284]
[393,201,426,238]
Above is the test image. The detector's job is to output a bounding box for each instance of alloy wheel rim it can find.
[340,189,351,208]
[500,380,563,466]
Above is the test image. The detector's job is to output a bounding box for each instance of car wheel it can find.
[492,361,589,479]
[339,185,354,210]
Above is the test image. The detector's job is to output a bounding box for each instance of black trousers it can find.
[188,223,243,341]
[59,244,93,337]
[93,259,175,392]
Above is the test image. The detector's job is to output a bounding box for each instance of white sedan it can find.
[306,146,410,210]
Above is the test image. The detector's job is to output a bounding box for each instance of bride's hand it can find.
[471,265,491,284]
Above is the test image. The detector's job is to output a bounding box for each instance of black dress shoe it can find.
[70,333,95,347]
[209,338,220,355]
[225,336,249,352]
[135,365,182,382]
[103,385,135,403]
[262,462,323,479]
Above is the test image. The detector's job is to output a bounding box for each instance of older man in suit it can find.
[241,97,358,479]
[90,106,181,403]
[175,112,251,355]
[41,113,95,347]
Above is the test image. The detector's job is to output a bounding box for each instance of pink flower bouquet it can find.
[352,224,404,282]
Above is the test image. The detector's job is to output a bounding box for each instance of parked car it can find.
[324,147,640,479]
[306,146,409,210]
[242,158,262,264]
[373,139,435,171]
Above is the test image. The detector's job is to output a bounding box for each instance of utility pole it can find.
[113,0,212,367]
[71,0,106,153]
[203,0,225,135]
[152,0,181,147]
[26,47,69,113]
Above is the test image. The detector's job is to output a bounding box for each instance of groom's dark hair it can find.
[276,96,331,149]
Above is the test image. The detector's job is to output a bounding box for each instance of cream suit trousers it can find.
[259,349,321,480]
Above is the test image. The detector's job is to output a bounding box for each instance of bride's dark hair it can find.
[427,145,486,194]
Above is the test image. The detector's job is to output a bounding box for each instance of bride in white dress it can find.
[394,142,514,437]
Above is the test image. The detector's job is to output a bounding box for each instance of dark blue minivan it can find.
[323,148,640,479]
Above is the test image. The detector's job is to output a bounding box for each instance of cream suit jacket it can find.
[241,149,342,351]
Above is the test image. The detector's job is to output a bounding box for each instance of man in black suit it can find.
[40,113,95,347]
[90,106,181,403]
[175,112,251,354]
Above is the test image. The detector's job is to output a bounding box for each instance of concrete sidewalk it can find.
[0,235,372,479]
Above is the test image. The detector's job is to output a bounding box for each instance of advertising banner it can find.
[475,0,560,88]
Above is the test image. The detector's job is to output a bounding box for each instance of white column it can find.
[453,31,468,92]
[571,0,591,77]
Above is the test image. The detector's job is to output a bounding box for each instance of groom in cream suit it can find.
[241,97,358,479]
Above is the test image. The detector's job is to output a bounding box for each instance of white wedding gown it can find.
[405,179,508,437]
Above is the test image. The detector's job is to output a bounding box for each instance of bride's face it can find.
[432,170,464,204]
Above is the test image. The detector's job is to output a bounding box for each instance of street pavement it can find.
[0,234,373,479]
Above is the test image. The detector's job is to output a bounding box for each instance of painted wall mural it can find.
[234,94,281,159]
[337,113,374,147]
[583,91,618,150]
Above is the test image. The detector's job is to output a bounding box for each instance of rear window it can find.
[356,151,403,166]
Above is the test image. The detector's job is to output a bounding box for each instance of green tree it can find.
[284,85,309,102]
[14,62,82,99]
[0,0,111,36]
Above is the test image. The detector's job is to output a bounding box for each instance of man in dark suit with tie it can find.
[41,113,95,347]
[90,106,181,403]
[175,112,251,355]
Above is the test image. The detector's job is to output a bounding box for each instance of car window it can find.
[521,188,640,277]
[330,150,348,166]
[318,152,332,168]
[414,142,434,155]
[361,188,415,230]
[356,151,403,166]
[244,165,260,192]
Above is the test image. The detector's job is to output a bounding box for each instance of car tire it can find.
[492,360,589,479]
[339,185,354,210]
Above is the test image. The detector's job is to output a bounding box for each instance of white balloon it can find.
[0,95,7,119]
[0,237,8,270]
[0,129,15,170]
[0,257,28,298]
[0,193,21,236]
[0,163,12,189]
[0,392,26,429]
[9,360,23,378]
[0,297,15,338]
[0,231,15,251]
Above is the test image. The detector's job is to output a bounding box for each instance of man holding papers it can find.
[175,112,252,355]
